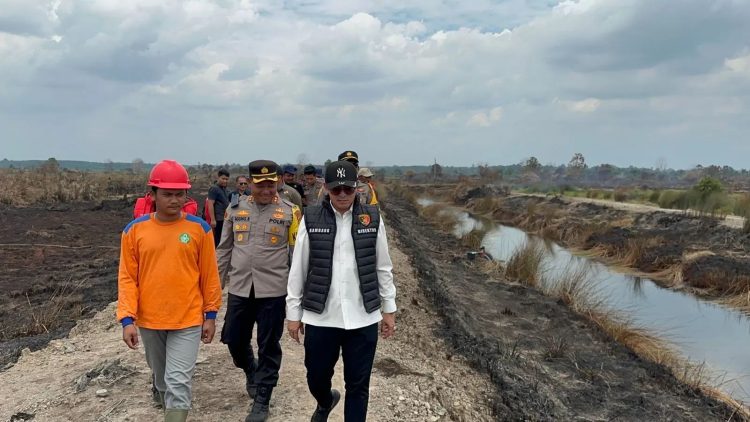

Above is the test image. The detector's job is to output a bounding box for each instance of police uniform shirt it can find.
[216,195,301,298]
[355,181,377,205]
[303,180,325,207]
[278,183,303,209]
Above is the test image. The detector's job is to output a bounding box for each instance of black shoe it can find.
[310,389,341,422]
[245,385,273,422]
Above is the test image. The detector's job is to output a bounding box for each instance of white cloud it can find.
[560,98,601,113]
[1,0,749,168]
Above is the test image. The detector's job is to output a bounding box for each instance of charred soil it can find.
[0,200,130,369]
[481,194,750,299]
[384,195,744,421]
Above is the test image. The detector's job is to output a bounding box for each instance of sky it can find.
[1,0,750,169]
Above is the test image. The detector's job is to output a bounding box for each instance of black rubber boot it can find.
[245,385,273,422]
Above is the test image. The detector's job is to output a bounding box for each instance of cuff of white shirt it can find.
[381,299,397,314]
[286,307,303,322]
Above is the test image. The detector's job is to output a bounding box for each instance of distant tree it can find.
[566,153,587,179]
[655,157,668,172]
[404,170,416,183]
[104,159,114,173]
[431,161,443,180]
[568,153,586,169]
[694,176,723,198]
[324,159,332,168]
[132,158,145,173]
[297,153,309,167]
[478,164,500,183]
[595,163,615,181]
[40,157,60,174]
[523,157,541,173]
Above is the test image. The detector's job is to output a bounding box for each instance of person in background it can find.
[206,168,230,247]
[118,159,222,422]
[278,165,303,209]
[302,165,325,207]
[338,151,378,206]
[357,167,379,206]
[282,165,306,201]
[230,175,251,207]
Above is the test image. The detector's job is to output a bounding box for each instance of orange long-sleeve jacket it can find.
[116,213,222,330]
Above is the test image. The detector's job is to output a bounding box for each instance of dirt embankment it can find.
[384,195,743,421]
[479,194,750,298]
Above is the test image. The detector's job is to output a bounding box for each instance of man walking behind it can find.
[217,160,301,422]
[287,160,397,422]
[302,165,325,207]
[117,160,222,422]
[207,168,230,247]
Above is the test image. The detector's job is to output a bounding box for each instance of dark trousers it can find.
[212,222,223,247]
[221,291,286,386]
[304,323,378,422]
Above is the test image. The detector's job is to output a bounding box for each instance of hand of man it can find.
[287,320,305,344]
[210,220,217,228]
[381,312,396,339]
[202,319,216,344]
[122,324,139,349]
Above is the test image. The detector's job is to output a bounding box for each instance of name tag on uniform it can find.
[356,228,377,234]
[309,228,331,234]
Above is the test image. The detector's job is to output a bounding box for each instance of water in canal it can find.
[417,198,750,404]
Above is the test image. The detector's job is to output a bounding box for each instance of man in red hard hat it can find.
[118,159,223,422]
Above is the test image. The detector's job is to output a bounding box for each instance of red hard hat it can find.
[147,160,192,189]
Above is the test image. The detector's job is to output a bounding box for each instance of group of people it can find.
[203,152,379,249]
[117,150,396,422]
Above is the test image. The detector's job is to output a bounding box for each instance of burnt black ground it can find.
[383,195,744,421]
[0,200,129,369]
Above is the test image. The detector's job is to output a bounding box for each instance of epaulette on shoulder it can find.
[280,197,296,208]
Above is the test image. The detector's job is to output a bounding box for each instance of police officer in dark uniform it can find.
[216,160,301,422]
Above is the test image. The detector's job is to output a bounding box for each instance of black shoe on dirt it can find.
[245,385,272,422]
[310,389,341,422]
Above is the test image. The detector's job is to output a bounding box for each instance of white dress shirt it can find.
[286,203,397,330]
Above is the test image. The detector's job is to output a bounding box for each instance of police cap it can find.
[337,150,359,164]
[248,160,279,183]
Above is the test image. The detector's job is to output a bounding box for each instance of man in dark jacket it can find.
[286,160,397,422]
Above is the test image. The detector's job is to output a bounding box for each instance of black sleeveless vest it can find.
[302,197,381,314]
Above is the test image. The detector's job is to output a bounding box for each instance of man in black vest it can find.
[286,160,397,422]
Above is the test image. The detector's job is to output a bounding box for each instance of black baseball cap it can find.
[325,160,358,190]
[337,150,359,164]
[248,160,279,183]
[303,165,317,174]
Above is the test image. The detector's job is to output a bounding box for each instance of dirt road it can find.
[527,193,746,229]
[0,227,496,422]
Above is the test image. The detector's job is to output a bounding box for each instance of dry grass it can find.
[472,197,498,215]
[544,263,603,312]
[461,229,486,249]
[505,241,547,287]
[0,168,145,206]
[20,278,87,337]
